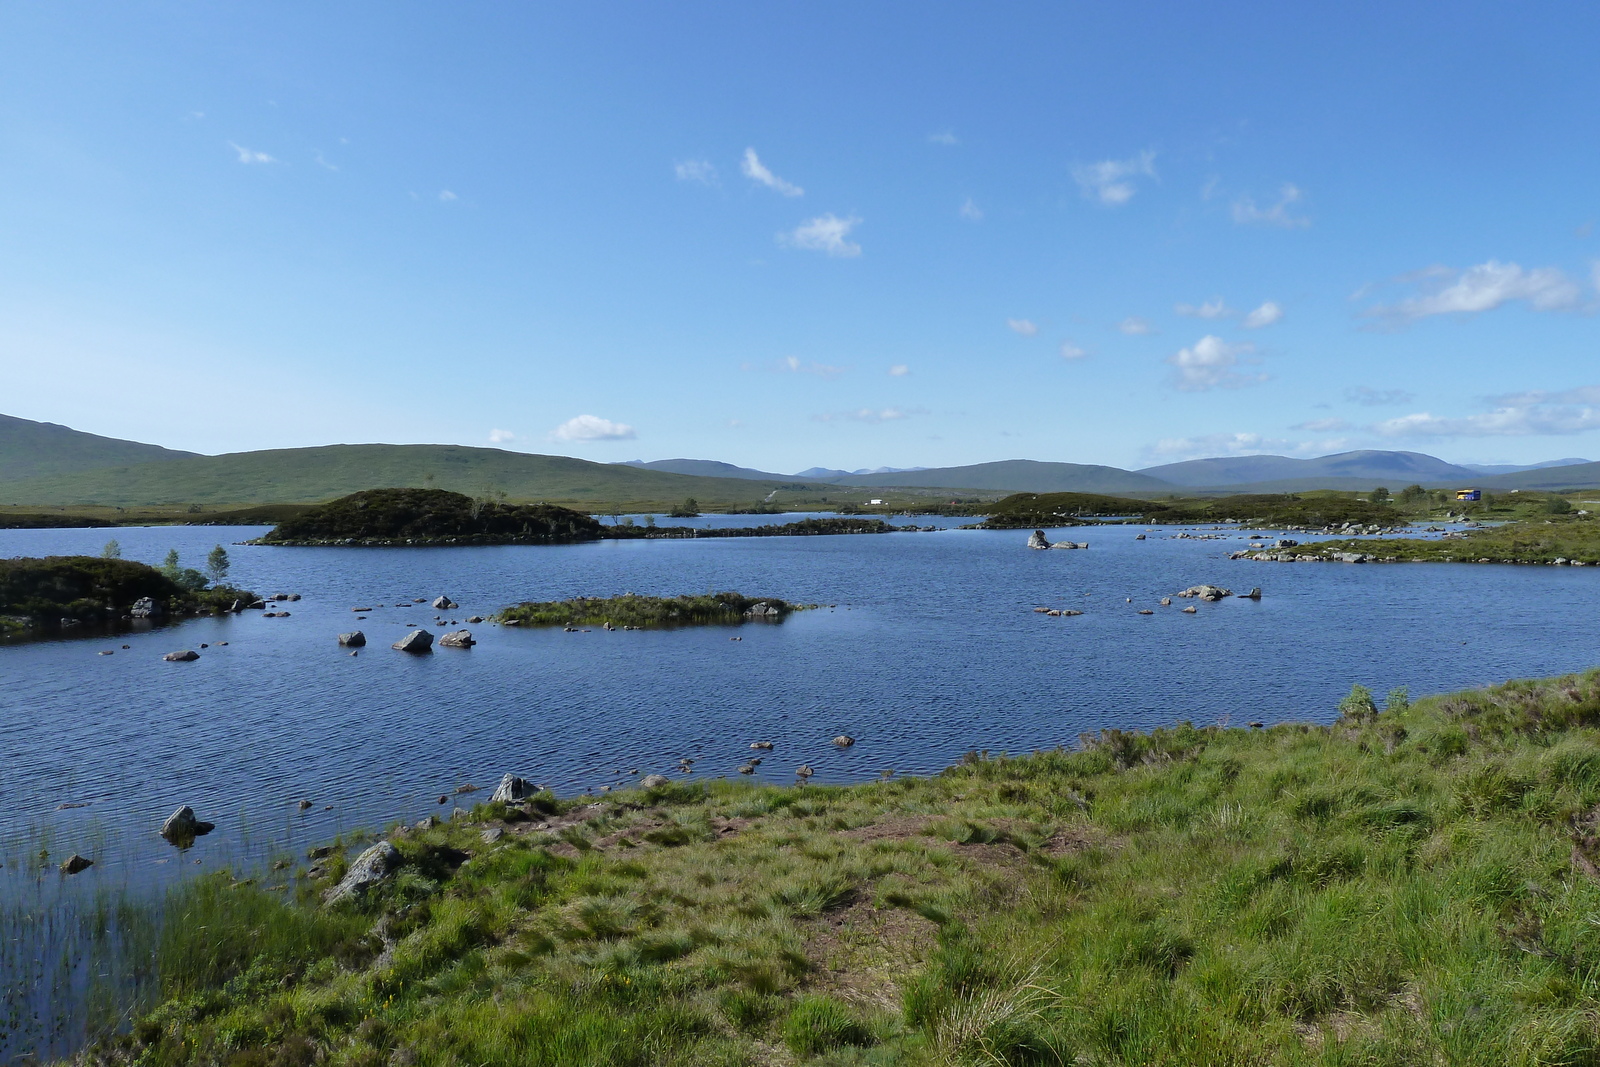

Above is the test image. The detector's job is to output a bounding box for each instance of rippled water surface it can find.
[3,515,1599,1056]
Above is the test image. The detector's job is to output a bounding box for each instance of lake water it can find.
[4,514,1599,1057]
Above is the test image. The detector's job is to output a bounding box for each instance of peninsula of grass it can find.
[72,668,1600,1066]
[1281,515,1600,565]
[978,490,1404,530]
[497,591,799,629]
[258,488,604,546]
[0,556,256,638]
[600,517,915,539]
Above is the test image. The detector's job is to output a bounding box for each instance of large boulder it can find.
[1026,530,1050,550]
[438,629,475,648]
[130,597,162,619]
[392,629,434,653]
[490,773,534,803]
[159,805,215,845]
[324,841,401,905]
[162,650,200,662]
[433,596,458,610]
[640,774,671,788]
[337,631,367,647]
[1177,585,1231,601]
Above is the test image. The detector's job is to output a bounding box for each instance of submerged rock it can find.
[392,629,434,653]
[60,854,93,874]
[324,841,401,906]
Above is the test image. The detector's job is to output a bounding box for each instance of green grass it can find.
[497,592,800,629]
[71,669,1600,1066]
[1294,515,1600,564]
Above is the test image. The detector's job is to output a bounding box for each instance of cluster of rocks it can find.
[1026,530,1089,550]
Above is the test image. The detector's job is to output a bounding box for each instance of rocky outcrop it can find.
[392,629,434,653]
[743,602,780,618]
[433,596,457,610]
[1027,530,1050,550]
[490,774,534,803]
[131,597,162,618]
[1176,585,1231,601]
[337,631,367,647]
[438,629,475,648]
[324,841,401,905]
[162,650,200,662]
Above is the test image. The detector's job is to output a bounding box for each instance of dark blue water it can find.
[3,514,1598,1057]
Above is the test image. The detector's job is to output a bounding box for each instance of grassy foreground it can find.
[81,672,1600,1066]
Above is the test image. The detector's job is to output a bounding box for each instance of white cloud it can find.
[959,197,983,221]
[781,214,861,257]
[1059,342,1088,360]
[812,407,925,424]
[1175,299,1233,319]
[1072,150,1157,206]
[674,159,718,184]
[741,148,803,196]
[1142,431,1352,463]
[1345,386,1416,407]
[779,355,846,379]
[1363,260,1587,323]
[1371,386,1600,438]
[488,428,516,444]
[1166,335,1265,392]
[438,189,458,202]
[1118,317,1156,335]
[888,364,909,376]
[228,142,276,164]
[550,414,637,441]
[1242,301,1284,328]
[1231,184,1309,228]
[1291,417,1350,432]
[1006,318,1039,337]
[928,131,959,146]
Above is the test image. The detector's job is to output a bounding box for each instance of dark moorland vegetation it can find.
[0,556,254,636]
[601,517,911,540]
[978,491,1405,530]
[260,489,603,546]
[1294,515,1600,565]
[75,669,1600,1066]
[0,513,116,529]
[497,592,800,629]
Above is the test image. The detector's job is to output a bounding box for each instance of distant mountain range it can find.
[4,412,1599,507]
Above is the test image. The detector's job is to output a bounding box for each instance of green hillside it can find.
[826,459,1175,495]
[0,413,197,481]
[0,444,816,509]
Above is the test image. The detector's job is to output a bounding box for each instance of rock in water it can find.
[432,596,458,610]
[640,774,671,788]
[1177,585,1231,601]
[337,631,367,647]
[1026,530,1050,550]
[159,805,215,843]
[162,650,200,662]
[833,735,855,747]
[60,854,93,874]
[392,629,434,653]
[438,629,475,648]
[324,841,401,905]
[1238,587,1262,600]
[130,597,162,619]
[490,774,534,803]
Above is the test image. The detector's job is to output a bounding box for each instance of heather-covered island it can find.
[257,488,604,546]
[0,555,255,638]
[497,592,803,629]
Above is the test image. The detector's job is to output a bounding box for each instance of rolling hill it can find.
[1138,450,1479,488]
[1475,462,1600,491]
[618,458,789,481]
[0,413,198,481]
[0,444,818,508]
[823,459,1175,495]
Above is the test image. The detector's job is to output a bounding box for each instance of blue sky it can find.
[2,2,1598,473]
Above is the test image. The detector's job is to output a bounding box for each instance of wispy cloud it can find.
[1362,260,1589,324]
[438,189,458,202]
[741,148,803,196]
[1118,317,1156,336]
[550,414,636,441]
[674,159,718,185]
[1166,335,1265,392]
[1371,385,1600,438]
[1346,386,1416,407]
[777,356,846,379]
[1006,318,1039,337]
[781,214,861,257]
[227,142,277,164]
[1143,431,1351,463]
[928,131,959,146]
[959,197,983,221]
[811,407,926,424]
[888,364,909,377]
[1231,183,1309,227]
[1175,299,1233,319]
[1059,342,1088,360]
[1291,417,1351,432]
[488,428,516,444]
[1242,301,1283,328]
[1072,150,1157,206]
[313,150,339,172]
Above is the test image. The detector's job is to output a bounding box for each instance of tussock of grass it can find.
[77,669,1600,1065]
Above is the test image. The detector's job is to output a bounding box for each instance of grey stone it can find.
[1026,530,1050,550]
[833,735,855,747]
[481,827,503,844]
[60,854,93,874]
[432,596,458,610]
[1177,585,1231,601]
[392,629,434,652]
[130,597,162,619]
[337,631,367,647]
[438,629,475,648]
[159,805,214,842]
[162,650,200,662]
[490,774,534,804]
[324,841,401,905]
[640,774,671,788]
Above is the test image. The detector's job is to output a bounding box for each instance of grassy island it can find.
[977,491,1403,531]
[601,517,915,540]
[75,670,1600,1066]
[1277,516,1600,566]
[258,488,604,546]
[0,556,255,637]
[497,592,800,629]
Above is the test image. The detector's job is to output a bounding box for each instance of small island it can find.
[257,488,604,546]
[497,591,801,629]
[0,555,256,638]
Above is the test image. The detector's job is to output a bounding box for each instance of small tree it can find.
[206,545,230,584]
[101,539,121,559]
[1398,484,1427,504]
[1546,496,1574,515]
[669,498,701,518]
[160,549,182,581]
[1370,486,1391,504]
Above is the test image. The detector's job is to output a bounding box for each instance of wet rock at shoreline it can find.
[324,841,401,905]
[392,629,434,653]
[337,631,366,647]
[130,597,162,619]
[640,774,671,788]
[491,774,535,804]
